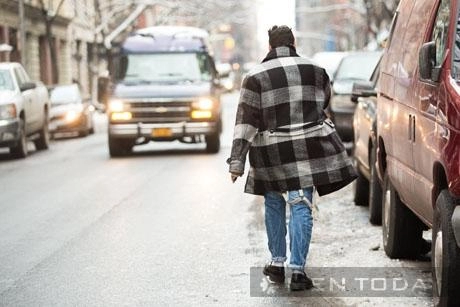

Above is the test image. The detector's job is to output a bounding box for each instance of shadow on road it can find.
[111,147,215,158]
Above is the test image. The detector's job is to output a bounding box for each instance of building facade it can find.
[295,0,367,56]
[0,0,98,98]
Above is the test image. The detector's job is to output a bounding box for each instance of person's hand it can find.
[230,172,242,183]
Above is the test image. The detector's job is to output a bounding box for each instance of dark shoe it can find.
[263,264,285,283]
[290,271,313,291]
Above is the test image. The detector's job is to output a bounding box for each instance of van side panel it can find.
[377,0,416,204]
[408,0,440,224]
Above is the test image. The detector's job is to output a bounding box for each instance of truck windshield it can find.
[0,70,14,91]
[119,53,212,84]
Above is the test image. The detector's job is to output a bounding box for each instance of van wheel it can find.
[353,166,369,206]
[34,115,50,150]
[432,190,460,307]
[205,133,220,153]
[382,171,423,259]
[368,147,382,225]
[108,136,132,157]
[10,119,28,158]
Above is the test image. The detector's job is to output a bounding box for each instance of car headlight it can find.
[109,99,124,112]
[0,104,17,119]
[192,97,214,110]
[65,110,80,122]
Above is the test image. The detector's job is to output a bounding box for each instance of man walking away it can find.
[227,25,357,291]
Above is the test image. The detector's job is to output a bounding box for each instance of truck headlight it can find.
[111,112,132,121]
[109,99,124,112]
[192,97,214,110]
[0,104,17,119]
[191,110,212,119]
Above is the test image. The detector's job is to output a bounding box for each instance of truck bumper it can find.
[0,119,20,147]
[109,121,218,139]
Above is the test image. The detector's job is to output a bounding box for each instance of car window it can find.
[50,85,81,104]
[13,68,26,87]
[0,69,14,91]
[334,53,381,81]
[431,0,451,67]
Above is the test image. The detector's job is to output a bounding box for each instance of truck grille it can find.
[125,101,192,123]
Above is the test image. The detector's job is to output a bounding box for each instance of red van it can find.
[377,0,460,304]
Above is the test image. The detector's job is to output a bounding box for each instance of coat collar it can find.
[262,45,299,63]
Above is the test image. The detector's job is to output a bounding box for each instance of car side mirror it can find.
[20,82,36,92]
[419,41,438,81]
[351,81,376,103]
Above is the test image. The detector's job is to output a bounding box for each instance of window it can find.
[121,53,213,83]
[0,70,14,91]
[431,0,451,67]
[453,12,460,78]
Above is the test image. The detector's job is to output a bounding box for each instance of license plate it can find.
[152,128,172,137]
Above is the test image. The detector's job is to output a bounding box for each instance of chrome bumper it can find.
[0,119,20,147]
[109,121,218,138]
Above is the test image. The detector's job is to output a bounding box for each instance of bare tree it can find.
[363,0,400,41]
[38,0,66,84]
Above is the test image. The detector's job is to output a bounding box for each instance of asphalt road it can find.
[0,93,433,306]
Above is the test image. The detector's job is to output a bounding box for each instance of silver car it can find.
[49,84,95,138]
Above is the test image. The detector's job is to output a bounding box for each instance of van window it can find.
[453,16,460,78]
[120,52,212,84]
[401,0,435,77]
[431,0,451,67]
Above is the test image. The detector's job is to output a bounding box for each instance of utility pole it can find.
[18,0,26,66]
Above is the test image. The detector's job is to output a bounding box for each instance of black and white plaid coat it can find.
[227,46,357,196]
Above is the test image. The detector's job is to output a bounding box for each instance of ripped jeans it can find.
[264,187,314,270]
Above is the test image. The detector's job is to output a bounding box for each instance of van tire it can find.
[205,133,220,153]
[432,190,460,307]
[109,136,132,157]
[368,147,382,225]
[10,119,28,158]
[354,166,369,206]
[382,171,422,259]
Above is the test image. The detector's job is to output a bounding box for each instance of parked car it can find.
[0,62,50,158]
[376,0,460,304]
[351,56,382,225]
[329,51,382,143]
[216,63,235,93]
[312,51,348,81]
[49,84,94,138]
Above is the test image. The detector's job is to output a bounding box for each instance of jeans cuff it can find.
[272,257,287,262]
[289,264,304,270]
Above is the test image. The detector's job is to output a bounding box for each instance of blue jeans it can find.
[264,187,314,270]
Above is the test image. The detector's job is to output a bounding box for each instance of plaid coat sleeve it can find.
[227,74,261,175]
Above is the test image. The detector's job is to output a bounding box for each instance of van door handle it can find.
[409,115,412,141]
[409,114,416,142]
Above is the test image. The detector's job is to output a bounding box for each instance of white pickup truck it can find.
[0,62,50,158]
